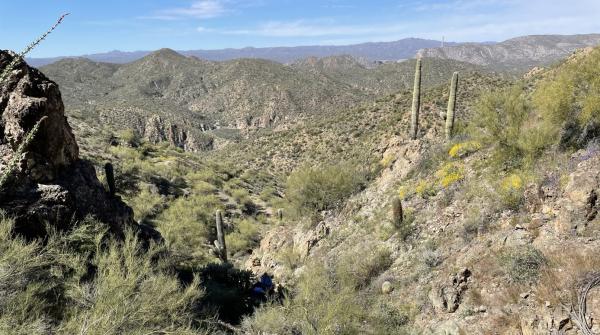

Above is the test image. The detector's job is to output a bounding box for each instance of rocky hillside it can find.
[236,46,600,334]
[418,34,600,72]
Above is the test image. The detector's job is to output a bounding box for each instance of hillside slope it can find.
[418,34,600,72]
[239,47,600,334]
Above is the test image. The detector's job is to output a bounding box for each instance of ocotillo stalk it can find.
[445,72,459,140]
[104,162,116,196]
[410,58,422,140]
[0,14,69,84]
[0,116,47,189]
[215,210,227,262]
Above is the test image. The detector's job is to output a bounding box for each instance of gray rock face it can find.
[0,50,159,241]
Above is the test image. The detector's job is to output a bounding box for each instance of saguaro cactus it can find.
[410,58,422,140]
[445,72,459,140]
[392,196,403,229]
[277,208,284,222]
[214,210,228,263]
[104,162,116,196]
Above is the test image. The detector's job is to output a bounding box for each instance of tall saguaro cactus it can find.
[104,162,116,196]
[392,196,403,229]
[445,72,459,140]
[410,58,422,140]
[214,210,228,263]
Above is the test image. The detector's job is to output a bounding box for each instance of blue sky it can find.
[2,0,600,57]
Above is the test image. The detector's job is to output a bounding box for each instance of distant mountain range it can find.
[418,34,600,72]
[28,38,455,67]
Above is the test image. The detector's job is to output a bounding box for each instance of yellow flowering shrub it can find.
[501,174,523,192]
[448,141,482,158]
[380,154,395,169]
[498,173,524,209]
[398,185,410,200]
[435,162,465,188]
[415,179,436,198]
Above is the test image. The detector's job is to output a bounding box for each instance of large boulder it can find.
[0,50,159,241]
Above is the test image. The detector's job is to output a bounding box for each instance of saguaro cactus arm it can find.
[104,162,116,196]
[445,72,459,140]
[410,58,422,139]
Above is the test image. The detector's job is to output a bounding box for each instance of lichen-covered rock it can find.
[0,50,159,242]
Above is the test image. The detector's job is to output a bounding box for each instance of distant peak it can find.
[149,48,185,59]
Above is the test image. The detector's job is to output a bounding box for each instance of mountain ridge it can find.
[417,33,600,72]
[28,38,456,66]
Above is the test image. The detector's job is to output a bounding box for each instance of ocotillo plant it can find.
[445,72,459,140]
[410,58,422,140]
[104,162,116,196]
[214,210,228,263]
[0,13,69,83]
[392,196,403,229]
[0,117,47,189]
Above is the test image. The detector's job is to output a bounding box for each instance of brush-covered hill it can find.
[291,54,486,95]
[40,49,480,152]
[418,34,600,73]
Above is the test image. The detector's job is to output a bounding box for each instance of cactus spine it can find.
[104,162,116,196]
[410,58,422,140]
[392,196,403,229]
[214,210,227,263]
[445,72,459,140]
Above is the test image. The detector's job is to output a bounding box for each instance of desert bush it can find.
[58,231,203,334]
[469,85,530,170]
[336,245,393,290]
[286,162,367,218]
[498,173,525,210]
[499,246,547,284]
[155,194,222,263]
[226,218,260,255]
[243,262,364,335]
[0,214,207,334]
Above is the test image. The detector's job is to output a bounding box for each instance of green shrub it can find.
[336,245,393,290]
[286,162,367,219]
[226,219,260,255]
[243,262,364,335]
[469,85,530,170]
[0,214,207,334]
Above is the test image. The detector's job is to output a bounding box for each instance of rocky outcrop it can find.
[429,268,472,313]
[0,50,159,241]
[143,114,214,152]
